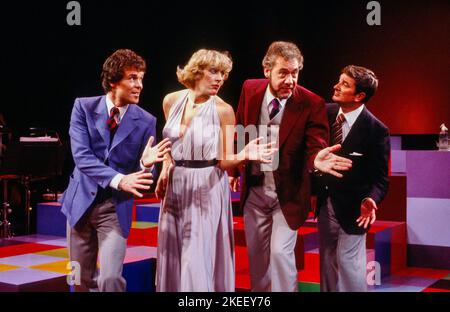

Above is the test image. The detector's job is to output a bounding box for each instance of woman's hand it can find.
[155,165,171,199]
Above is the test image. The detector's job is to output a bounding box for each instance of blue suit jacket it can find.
[60,95,156,237]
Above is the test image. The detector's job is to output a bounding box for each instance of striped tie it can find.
[269,98,280,120]
[331,113,346,145]
[107,107,119,133]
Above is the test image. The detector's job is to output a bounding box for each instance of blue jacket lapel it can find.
[93,96,110,148]
[109,104,139,152]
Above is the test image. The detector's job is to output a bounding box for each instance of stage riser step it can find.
[0,239,157,292]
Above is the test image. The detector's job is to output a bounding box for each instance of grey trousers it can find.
[244,186,298,292]
[67,198,127,292]
[318,197,367,292]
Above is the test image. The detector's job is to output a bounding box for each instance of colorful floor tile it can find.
[30,260,71,274]
[370,275,438,292]
[124,246,157,264]
[0,254,64,267]
[0,263,20,272]
[0,235,158,292]
[12,234,67,245]
[2,195,449,293]
[298,281,320,292]
[422,287,450,292]
[0,243,62,258]
[38,239,68,247]
[131,221,158,229]
[35,248,69,259]
[0,267,65,285]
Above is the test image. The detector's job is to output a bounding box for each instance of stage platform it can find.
[1,198,449,292]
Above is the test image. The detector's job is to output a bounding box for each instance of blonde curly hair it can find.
[177,49,233,89]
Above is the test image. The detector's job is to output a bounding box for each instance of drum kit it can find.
[0,126,65,238]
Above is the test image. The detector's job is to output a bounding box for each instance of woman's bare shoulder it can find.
[163,90,187,115]
[215,96,234,115]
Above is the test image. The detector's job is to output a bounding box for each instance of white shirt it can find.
[106,94,129,124]
[317,104,373,206]
[337,104,372,205]
[337,104,365,142]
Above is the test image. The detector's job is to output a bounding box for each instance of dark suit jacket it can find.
[60,96,156,238]
[316,103,390,234]
[234,79,329,230]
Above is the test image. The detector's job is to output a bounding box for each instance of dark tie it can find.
[107,107,120,133]
[107,107,120,146]
[269,98,280,120]
[331,113,346,145]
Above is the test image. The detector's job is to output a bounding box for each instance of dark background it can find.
[1,0,449,138]
[0,0,448,235]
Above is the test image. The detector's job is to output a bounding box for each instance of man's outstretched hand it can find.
[141,137,171,168]
[314,144,352,178]
[357,198,377,229]
[118,169,153,198]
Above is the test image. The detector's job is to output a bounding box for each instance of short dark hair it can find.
[342,65,378,103]
[101,49,146,93]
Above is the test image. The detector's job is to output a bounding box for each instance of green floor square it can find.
[132,221,158,229]
[298,282,320,292]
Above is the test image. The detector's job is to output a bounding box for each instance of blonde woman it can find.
[155,49,276,291]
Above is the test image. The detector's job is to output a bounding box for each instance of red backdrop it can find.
[359,1,449,134]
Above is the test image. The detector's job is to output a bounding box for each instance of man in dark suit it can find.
[60,49,170,291]
[229,41,351,291]
[316,65,390,292]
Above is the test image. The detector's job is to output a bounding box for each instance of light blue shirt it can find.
[337,104,365,142]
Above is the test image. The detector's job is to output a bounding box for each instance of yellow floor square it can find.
[35,248,69,259]
[0,263,20,272]
[30,260,72,274]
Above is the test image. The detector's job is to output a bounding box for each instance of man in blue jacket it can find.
[60,49,170,291]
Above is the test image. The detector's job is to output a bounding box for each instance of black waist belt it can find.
[174,159,218,168]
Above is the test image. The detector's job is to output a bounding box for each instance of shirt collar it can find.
[106,94,129,122]
[264,85,290,108]
[338,104,365,128]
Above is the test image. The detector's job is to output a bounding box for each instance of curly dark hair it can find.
[101,49,146,93]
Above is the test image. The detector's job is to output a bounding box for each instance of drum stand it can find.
[22,176,32,235]
[0,175,17,238]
